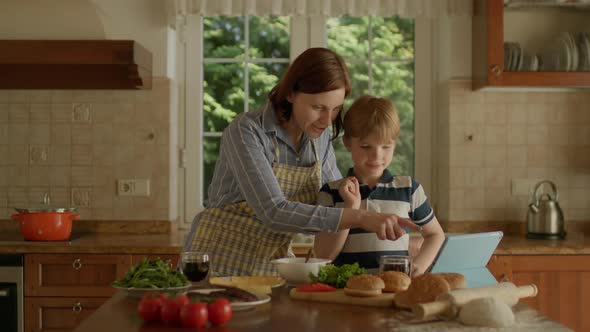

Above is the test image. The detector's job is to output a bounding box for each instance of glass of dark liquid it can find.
[180,251,210,284]
[378,255,412,277]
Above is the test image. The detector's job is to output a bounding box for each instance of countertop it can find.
[0,229,589,255]
[0,231,186,254]
[72,286,571,332]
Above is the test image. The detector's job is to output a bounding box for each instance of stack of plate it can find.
[504,42,538,71]
[578,32,590,71]
[540,32,590,71]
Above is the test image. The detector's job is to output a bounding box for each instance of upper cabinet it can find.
[0,40,152,90]
[472,0,590,90]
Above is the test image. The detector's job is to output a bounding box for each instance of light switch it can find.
[117,179,150,196]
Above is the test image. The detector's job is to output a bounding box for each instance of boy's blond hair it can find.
[343,95,400,141]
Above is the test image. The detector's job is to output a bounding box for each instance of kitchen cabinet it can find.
[487,255,590,332]
[24,253,176,332]
[25,297,108,332]
[472,0,590,89]
[25,254,131,297]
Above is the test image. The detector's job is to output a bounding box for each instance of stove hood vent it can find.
[0,40,152,90]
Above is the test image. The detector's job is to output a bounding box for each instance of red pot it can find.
[11,208,80,241]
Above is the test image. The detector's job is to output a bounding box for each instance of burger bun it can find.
[343,274,385,297]
[378,271,411,293]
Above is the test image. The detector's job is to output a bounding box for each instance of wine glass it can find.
[180,251,210,285]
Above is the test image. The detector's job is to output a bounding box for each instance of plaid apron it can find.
[185,137,322,276]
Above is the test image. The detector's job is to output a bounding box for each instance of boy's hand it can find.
[338,176,361,209]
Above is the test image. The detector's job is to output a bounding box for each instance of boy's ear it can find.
[286,92,295,103]
[343,136,352,151]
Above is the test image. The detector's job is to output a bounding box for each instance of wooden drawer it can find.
[25,297,108,332]
[25,254,132,297]
[131,254,179,267]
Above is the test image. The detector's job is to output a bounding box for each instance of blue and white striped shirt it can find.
[205,105,343,234]
[318,168,434,269]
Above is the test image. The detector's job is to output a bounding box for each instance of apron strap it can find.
[271,135,320,165]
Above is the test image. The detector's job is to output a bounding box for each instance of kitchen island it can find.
[1,219,589,331]
[73,286,570,332]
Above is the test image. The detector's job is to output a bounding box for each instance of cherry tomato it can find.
[208,298,233,326]
[296,282,337,292]
[141,291,160,302]
[137,292,163,322]
[173,294,190,307]
[161,300,182,325]
[180,302,209,328]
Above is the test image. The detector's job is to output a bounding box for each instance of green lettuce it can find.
[308,263,366,288]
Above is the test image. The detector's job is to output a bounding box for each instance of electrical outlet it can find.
[511,179,542,196]
[117,179,150,196]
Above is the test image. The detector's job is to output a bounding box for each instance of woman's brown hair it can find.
[343,95,401,142]
[268,47,351,140]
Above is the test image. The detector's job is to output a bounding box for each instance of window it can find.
[326,16,415,177]
[201,16,290,199]
[181,15,430,224]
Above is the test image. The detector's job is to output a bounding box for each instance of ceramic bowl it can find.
[270,257,331,285]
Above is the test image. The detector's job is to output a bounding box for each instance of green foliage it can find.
[201,16,415,198]
[112,258,188,289]
[308,263,366,289]
[327,16,415,177]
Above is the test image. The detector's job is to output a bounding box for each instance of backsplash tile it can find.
[0,79,171,220]
[440,80,590,222]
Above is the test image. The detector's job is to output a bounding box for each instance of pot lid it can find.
[14,207,77,213]
[14,193,77,213]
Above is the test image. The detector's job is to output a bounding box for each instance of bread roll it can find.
[436,273,466,290]
[343,274,385,297]
[378,271,411,293]
[394,273,451,309]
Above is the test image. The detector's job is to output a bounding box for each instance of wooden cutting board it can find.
[289,288,395,307]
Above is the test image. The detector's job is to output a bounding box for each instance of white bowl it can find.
[271,257,331,285]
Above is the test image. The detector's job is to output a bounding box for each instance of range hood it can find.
[0,40,152,89]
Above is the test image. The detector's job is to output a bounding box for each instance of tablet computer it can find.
[428,231,503,288]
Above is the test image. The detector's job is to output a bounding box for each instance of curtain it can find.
[167,0,472,19]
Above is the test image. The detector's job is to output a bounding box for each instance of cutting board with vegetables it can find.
[289,288,395,307]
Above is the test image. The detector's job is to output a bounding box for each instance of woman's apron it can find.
[185,137,322,276]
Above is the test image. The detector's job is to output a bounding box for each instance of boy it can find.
[314,95,445,276]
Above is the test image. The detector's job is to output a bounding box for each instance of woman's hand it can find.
[338,176,361,209]
[341,210,419,241]
[370,213,418,241]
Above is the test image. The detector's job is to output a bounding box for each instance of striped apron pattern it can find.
[185,137,322,276]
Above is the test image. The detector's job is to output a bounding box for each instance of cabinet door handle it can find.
[72,258,82,270]
[0,288,9,297]
[491,64,502,78]
[72,302,83,313]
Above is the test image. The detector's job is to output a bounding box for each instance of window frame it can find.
[179,15,433,225]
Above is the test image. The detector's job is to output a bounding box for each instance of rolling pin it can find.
[412,282,538,320]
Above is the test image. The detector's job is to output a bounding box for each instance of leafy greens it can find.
[308,263,366,288]
[112,257,188,289]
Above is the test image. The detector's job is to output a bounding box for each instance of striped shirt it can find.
[205,104,343,233]
[318,169,434,269]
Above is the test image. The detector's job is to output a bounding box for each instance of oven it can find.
[0,254,23,332]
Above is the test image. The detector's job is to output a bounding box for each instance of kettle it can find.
[526,180,566,239]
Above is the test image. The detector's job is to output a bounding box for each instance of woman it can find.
[184,47,418,276]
